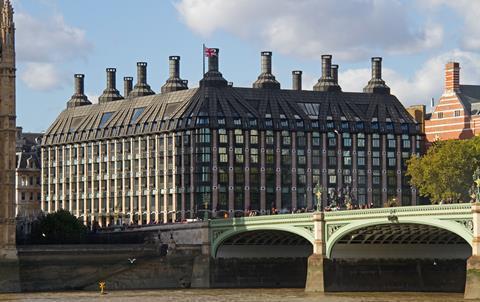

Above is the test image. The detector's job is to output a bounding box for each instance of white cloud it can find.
[175,0,443,60]
[338,50,480,107]
[16,13,92,63]
[421,0,480,51]
[15,10,92,91]
[20,63,66,91]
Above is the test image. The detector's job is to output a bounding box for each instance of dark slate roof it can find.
[458,85,480,115]
[16,151,40,170]
[42,85,419,146]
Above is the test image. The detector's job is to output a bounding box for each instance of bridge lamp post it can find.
[474,167,480,203]
[314,181,325,211]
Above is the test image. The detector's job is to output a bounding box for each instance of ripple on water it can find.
[0,289,467,302]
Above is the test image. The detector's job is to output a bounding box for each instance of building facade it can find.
[425,62,480,142]
[15,127,42,218]
[0,0,17,258]
[41,51,423,226]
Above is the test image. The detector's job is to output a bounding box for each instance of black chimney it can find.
[313,55,341,92]
[161,56,188,93]
[363,57,390,94]
[129,62,155,97]
[98,68,123,104]
[331,65,338,84]
[252,51,280,89]
[124,76,133,98]
[292,70,302,91]
[67,74,91,108]
[199,48,228,88]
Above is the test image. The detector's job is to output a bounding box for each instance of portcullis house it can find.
[41,50,424,226]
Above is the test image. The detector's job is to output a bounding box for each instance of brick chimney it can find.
[445,62,460,92]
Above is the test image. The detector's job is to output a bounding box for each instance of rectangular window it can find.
[437,112,443,119]
[454,110,461,117]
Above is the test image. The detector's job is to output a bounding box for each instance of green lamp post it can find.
[474,167,480,203]
[203,194,209,221]
[314,181,324,212]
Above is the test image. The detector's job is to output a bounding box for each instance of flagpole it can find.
[202,43,205,77]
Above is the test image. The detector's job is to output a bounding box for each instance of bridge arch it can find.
[212,225,315,258]
[325,217,473,259]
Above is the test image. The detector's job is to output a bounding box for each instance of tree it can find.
[30,210,87,244]
[406,136,480,203]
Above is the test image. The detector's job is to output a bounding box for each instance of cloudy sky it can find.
[13,0,480,132]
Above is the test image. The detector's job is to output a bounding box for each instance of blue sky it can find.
[13,0,480,132]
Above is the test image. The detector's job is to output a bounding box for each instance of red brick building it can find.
[425,62,480,142]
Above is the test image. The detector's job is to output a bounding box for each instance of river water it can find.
[0,289,468,302]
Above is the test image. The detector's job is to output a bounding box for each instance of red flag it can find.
[204,47,217,57]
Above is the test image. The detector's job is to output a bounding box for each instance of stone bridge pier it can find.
[305,212,326,293]
[465,202,480,299]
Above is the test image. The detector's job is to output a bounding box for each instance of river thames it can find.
[0,289,468,302]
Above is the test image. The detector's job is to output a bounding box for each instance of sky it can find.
[12,0,480,132]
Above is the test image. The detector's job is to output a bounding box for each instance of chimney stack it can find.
[161,56,188,93]
[292,70,302,91]
[313,55,341,92]
[331,64,339,85]
[363,57,390,94]
[75,74,84,95]
[445,62,460,92]
[129,62,155,97]
[98,68,123,104]
[261,51,272,74]
[252,51,280,89]
[67,74,91,108]
[124,77,133,97]
[200,48,228,87]
[208,48,219,72]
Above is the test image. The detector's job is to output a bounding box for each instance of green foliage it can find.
[406,137,480,203]
[31,210,87,244]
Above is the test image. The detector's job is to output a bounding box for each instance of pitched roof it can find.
[458,85,480,115]
[42,85,419,146]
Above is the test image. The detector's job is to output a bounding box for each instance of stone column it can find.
[146,137,151,224]
[244,131,250,212]
[305,212,326,292]
[260,131,266,212]
[154,135,160,222]
[306,133,313,209]
[291,132,297,210]
[191,222,212,288]
[465,202,480,299]
[321,133,327,206]
[211,130,218,217]
[275,131,281,210]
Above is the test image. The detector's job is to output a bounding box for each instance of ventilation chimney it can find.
[161,56,188,93]
[252,51,280,89]
[292,70,302,91]
[98,68,123,104]
[124,76,133,97]
[363,57,390,94]
[67,74,91,108]
[445,62,460,92]
[313,55,341,92]
[199,48,228,88]
[331,65,338,83]
[129,62,155,97]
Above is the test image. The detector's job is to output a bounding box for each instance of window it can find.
[99,112,114,128]
[130,107,145,124]
[454,110,461,117]
[437,112,443,119]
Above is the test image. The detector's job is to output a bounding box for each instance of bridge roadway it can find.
[207,202,480,299]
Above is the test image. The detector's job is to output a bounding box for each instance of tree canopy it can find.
[406,136,480,203]
[30,209,87,244]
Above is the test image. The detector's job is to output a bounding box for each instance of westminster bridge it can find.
[208,202,480,299]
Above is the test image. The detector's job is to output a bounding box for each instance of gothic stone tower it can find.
[0,0,17,258]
